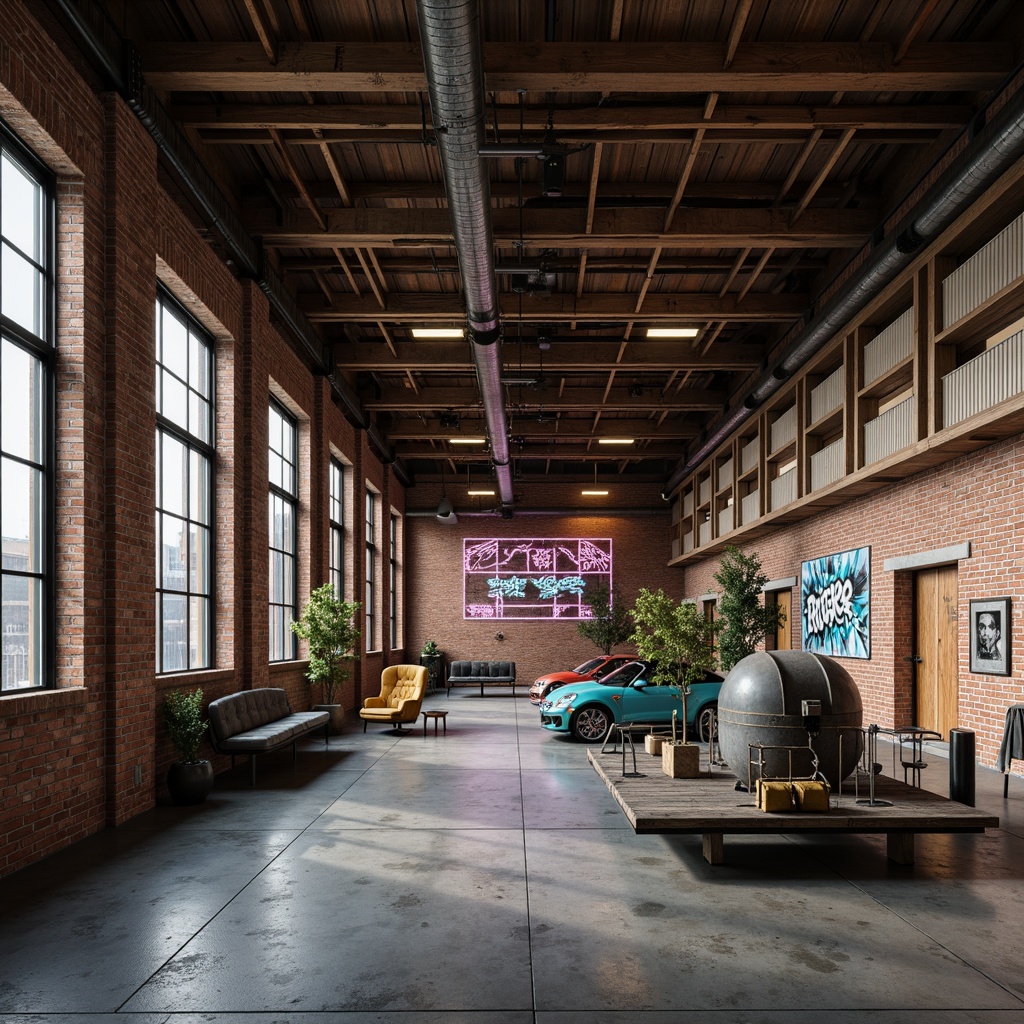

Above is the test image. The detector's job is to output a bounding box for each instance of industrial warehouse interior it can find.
[2,0,1024,1019]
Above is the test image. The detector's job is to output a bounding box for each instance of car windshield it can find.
[573,658,603,674]
[598,662,649,687]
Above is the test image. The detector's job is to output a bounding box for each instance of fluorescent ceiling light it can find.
[412,327,464,339]
[581,489,609,496]
[467,489,495,496]
[598,438,635,445]
[448,437,487,445]
[646,327,699,338]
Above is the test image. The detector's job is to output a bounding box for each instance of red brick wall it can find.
[0,0,397,877]
[406,512,681,688]
[681,435,1024,769]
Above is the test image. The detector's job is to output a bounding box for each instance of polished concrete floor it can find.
[2,691,1024,1023]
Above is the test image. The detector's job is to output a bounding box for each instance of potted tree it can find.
[577,583,634,655]
[629,588,719,778]
[713,545,785,670]
[163,686,214,805]
[420,639,444,692]
[291,584,361,733]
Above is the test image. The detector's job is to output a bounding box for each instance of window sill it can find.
[156,667,236,690]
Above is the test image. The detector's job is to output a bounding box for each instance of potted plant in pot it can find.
[629,588,719,778]
[291,584,361,732]
[163,686,214,805]
[420,639,444,692]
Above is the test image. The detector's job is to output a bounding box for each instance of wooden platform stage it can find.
[588,747,999,866]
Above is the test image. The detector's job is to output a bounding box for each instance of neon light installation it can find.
[463,538,612,620]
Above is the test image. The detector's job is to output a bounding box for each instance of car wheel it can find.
[570,705,613,742]
[696,704,718,744]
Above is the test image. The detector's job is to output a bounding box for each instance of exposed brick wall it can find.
[0,0,398,878]
[406,512,681,689]
[681,434,1024,770]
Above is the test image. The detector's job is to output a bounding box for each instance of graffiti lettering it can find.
[531,575,586,599]
[487,576,527,599]
[805,578,855,636]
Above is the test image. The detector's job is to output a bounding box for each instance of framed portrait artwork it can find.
[969,597,1011,675]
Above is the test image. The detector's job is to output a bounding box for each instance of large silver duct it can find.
[664,74,1024,498]
[416,0,515,511]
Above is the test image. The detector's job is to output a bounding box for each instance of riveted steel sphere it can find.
[717,650,863,788]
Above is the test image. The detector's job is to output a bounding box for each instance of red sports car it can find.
[528,654,637,705]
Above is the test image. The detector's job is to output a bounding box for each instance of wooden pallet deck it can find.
[588,747,999,866]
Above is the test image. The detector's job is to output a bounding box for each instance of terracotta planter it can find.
[315,704,346,734]
[167,760,214,805]
[662,741,700,779]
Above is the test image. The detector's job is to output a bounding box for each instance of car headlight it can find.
[551,691,577,708]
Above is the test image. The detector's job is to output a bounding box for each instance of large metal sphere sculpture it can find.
[717,650,863,789]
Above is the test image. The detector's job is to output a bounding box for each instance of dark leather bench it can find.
[446,660,517,697]
[206,688,330,785]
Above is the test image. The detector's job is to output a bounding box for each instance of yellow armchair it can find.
[359,664,428,732]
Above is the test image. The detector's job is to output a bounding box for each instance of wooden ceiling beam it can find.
[141,41,1011,93]
[174,102,971,133]
[254,206,875,248]
[385,417,700,441]
[333,340,762,372]
[305,290,807,322]
[363,387,725,413]
[395,443,686,461]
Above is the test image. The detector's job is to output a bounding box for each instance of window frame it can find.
[389,510,400,650]
[155,288,216,675]
[329,456,344,601]
[0,120,56,694]
[364,488,376,653]
[268,398,298,662]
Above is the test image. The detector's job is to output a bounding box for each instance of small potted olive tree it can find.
[629,588,718,778]
[291,584,361,732]
[163,686,214,805]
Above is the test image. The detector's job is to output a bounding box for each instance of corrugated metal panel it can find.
[699,477,712,505]
[770,467,797,510]
[741,488,759,525]
[943,210,1024,326]
[682,490,694,517]
[864,396,916,464]
[717,457,733,492]
[863,308,914,386]
[810,365,845,423]
[943,328,1024,426]
[671,536,680,559]
[718,504,733,535]
[770,405,797,453]
[699,520,711,546]
[810,436,844,490]
[741,438,759,475]
[683,533,693,554]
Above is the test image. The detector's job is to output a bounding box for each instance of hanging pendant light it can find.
[436,462,458,524]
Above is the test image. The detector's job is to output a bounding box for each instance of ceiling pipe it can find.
[415,0,515,512]
[46,0,410,489]
[664,71,1024,499]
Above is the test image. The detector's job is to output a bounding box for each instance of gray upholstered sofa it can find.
[446,660,517,697]
[206,688,330,785]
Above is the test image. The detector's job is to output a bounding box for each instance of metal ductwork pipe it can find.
[664,72,1024,499]
[416,0,515,510]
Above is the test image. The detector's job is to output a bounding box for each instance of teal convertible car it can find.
[539,659,724,742]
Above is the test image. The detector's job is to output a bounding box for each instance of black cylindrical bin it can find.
[949,728,976,806]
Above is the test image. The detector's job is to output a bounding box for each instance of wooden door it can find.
[775,590,792,650]
[914,566,959,736]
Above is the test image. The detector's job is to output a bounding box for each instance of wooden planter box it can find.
[662,741,700,778]
[645,734,665,755]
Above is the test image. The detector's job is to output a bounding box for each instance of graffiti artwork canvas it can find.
[801,546,871,659]
[463,538,612,620]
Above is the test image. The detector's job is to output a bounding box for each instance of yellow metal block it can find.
[756,779,795,812]
[793,780,831,812]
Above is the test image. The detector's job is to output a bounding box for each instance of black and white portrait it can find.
[969,598,1011,675]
